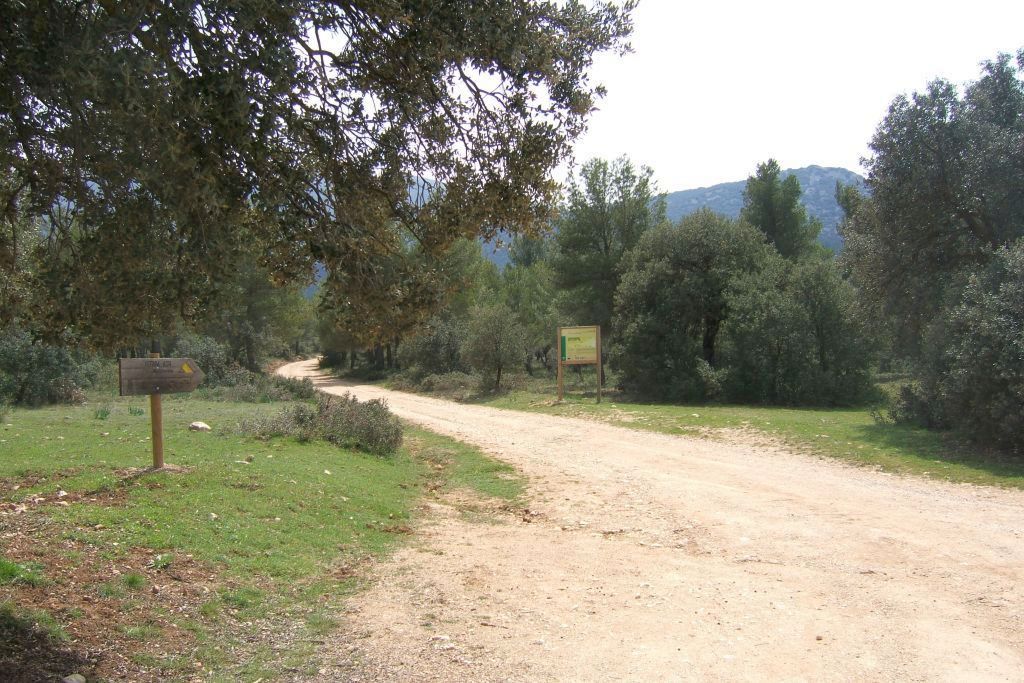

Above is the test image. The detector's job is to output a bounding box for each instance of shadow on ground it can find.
[0,606,92,683]
[851,422,1024,483]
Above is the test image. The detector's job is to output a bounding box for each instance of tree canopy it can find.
[611,209,770,400]
[841,49,1024,446]
[740,159,821,259]
[552,156,664,335]
[840,50,1024,348]
[0,0,634,347]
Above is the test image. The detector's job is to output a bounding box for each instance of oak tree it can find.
[840,51,1024,349]
[0,0,634,347]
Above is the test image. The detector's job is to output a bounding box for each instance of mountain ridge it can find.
[662,165,865,251]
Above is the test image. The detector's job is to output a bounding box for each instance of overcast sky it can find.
[568,0,1024,191]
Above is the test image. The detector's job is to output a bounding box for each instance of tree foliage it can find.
[396,316,468,381]
[840,51,1024,350]
[740,159,821,259]
[462,303,526,391]
[897,240,1024,449]
[720,258,875,405]
[0,0,634,347]
[840,50,1024,446]
[552,156,665,334]
[197,254,316,370]
[612,207,874,405]
[500,260,558,351]
[611,210,771,400]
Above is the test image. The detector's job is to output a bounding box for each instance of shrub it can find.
[896,241,1024,449]
[398,317,468,381]
[170,333,233,384]
[0,325,97,406]
[317,393,403,455]
[420,371,477,394]
[195,371,315,403]
[240,392,402,456]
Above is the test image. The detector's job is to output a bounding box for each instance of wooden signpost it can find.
[118,343,205,469]
[556,325,601,403]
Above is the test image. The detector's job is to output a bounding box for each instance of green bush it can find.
[896,241,1024,449]
[241,392,402,456]
[398,317,468,380]
[195,371,315,403]
[170,333,233,384]
[420,372,477,394]
[0,325,97,406]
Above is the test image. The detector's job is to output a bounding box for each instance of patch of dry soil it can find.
[280,360,1024,682]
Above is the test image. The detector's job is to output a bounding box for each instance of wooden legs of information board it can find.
[557,351,564,402]
[596,330,602,404]
[149,343,164,470]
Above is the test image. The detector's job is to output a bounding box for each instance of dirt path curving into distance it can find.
[279,359,1024,682]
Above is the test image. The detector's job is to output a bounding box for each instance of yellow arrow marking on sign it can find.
[181,362,193,374]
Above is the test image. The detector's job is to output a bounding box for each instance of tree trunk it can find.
[245,338,257,372]
[703,316,720,366]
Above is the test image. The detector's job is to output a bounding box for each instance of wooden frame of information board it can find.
[556,325,601,403]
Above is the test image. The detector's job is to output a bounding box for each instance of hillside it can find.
[663,165,865,251]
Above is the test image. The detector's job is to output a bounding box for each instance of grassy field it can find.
[408,368,1024,490]
[0,394,524,681]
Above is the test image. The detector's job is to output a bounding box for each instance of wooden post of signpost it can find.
[149,341,164,470]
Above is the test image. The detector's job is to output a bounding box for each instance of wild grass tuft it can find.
[0,558,46,587]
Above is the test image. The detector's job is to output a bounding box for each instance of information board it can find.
[560,326,599,365]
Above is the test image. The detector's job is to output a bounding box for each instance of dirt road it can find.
[279,359,1024,682]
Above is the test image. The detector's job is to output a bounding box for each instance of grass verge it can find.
[0,394,523,681]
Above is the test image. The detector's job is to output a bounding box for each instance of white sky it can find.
[569,0,1024,191]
